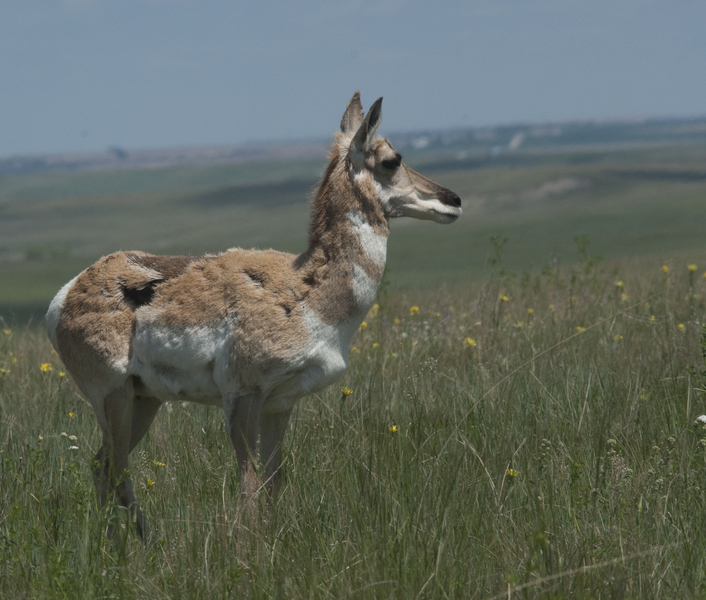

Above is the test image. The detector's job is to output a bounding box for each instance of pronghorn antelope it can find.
[45,92,462,538]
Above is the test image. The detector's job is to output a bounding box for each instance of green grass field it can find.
[1,141,706,597]
[2,259,706,598]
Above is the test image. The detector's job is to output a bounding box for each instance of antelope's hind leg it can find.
[260,409,292,499]
[224,392,265,504]
[93,379,160,540]
[129,395,162,453]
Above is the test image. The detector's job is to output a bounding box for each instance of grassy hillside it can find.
[1,143,706,323]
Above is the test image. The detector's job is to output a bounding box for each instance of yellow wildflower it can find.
[0,368,10,375]
[340,387,353,397]
[38,435,44,442]
[621,293,629,302]
[678,323,686,332]
[614,334,623,341]
[433,312,441,317]
[649,315,656,322]
[409,306,420,316]
[527,308,534,315]
[615,280,624,289]
[389,352,397,358]
[506,468,519,478]
[2,329,11,335]
[394,317,401,325]
[371,342,379,349]
[350,346,360,354]
[359,321,367,330]
[576,326,586,333]
[688,264,697,272]
[153,460,166,467]
[516,321,525,328]
[368,304,379,318]
[40,363,53,373]
[549,304,555,311]
[662,265,670,273]
[388,424,398,433]
[498,294,509,302]
[146,479,155,488]
[59,372,66,378]
[68,412,75,419]
[463,337,477,348]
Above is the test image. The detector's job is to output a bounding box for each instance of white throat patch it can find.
[347,211,387,269]
[352,264,378,309]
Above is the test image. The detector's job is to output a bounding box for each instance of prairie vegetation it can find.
[2,138,706,597]
[2,253,706,598]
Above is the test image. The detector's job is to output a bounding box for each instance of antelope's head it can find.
[339,92,462,224]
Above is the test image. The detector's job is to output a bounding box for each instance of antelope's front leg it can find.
[224,392,264,502]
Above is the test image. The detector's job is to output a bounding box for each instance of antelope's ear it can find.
[351,97,383,153]
[340,91,364,134]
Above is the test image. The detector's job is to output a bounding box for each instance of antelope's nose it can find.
[442,191,461,208]
[438,187,461,209]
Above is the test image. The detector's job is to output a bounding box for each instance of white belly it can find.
[128,320,231,405]
[127,307,361,411]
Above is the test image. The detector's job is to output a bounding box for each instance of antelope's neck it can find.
[298,163,389,326]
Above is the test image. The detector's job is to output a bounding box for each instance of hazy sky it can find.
[1,1,704,157]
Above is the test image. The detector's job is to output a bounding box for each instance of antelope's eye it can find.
[381,158,401,170]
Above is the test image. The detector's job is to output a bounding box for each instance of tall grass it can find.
[1,256,705,598]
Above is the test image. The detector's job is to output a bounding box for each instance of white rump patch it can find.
[45,275,79,352]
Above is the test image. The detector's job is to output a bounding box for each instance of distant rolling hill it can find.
[1,117,706,324]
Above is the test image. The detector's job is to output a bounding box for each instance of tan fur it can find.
[46,92,462,538]
[57,253,157,391]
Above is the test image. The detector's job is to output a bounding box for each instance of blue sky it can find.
[1,0,704,157]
